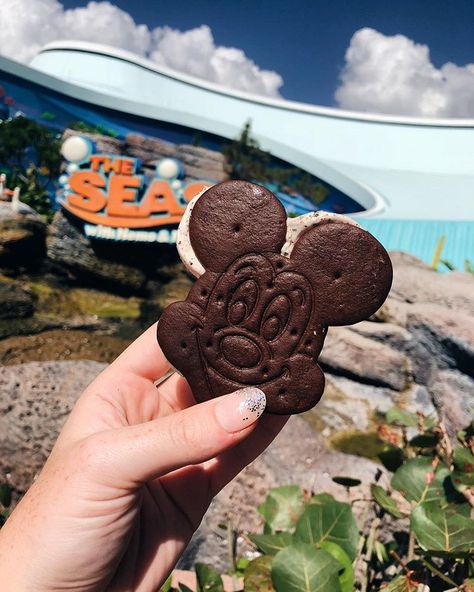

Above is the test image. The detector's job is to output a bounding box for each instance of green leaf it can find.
[451,446,474,492]
[294,499,359,560]
[385,407,419,427]
[374,541,388,564]
[457,421,474,445]
[332,476,361,488]
[409,432,439,448]
[271,543,341,592]
[385,407,435,429]
[258,486,305,533]
[195,563,224,592]
[308,493,335,505]
[377,444,405,472]
[179,585,194,592]
[319,542,354,592]
[411,501,474,556]
[249,532,293,555]
[244,556,274,592]
[453,446,474,473]
[379,574,421,591]
[391,458,450,503]
[370,484,404,519]
[159,574,172,592]
[0,484,11,508]
[235,557,249,574]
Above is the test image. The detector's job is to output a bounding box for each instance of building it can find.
[1,41,473,268]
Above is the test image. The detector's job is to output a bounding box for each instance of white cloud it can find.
[335,28,474,118]
[151,25,283,97]
[0,0,283,97]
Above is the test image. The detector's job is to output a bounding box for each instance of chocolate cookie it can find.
[157,180,392,414]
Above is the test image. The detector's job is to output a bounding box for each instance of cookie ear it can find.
[189,180,287,273]
[290,221,392,325]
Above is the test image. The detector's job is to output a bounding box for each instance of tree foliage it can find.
[0,116,61,219]
[221,122,329,206]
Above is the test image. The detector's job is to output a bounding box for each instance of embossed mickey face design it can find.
[157,181,393,414]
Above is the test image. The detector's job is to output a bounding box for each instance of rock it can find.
[0,360,105,494]
[0,279,34,319]
[0,329,130,366]
[349,320,412,348]
[430,370,474,436]
[304,374,437,441]
[138,264,194,327]
[370,296,412,327]
[175,144,227,182]
[319,327,410,390]
[62,128,121,155]
[349,318,437,386]
[407,303,474,378]
[306,374,396,436]
[0,212,46,268]
[47,211,147,291]
[124,135,227,184]
[389,252,474,315]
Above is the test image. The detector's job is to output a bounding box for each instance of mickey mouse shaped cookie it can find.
[157,180,392,414]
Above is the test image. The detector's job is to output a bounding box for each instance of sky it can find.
[1,0,474,117]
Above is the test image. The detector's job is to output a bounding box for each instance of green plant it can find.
[0,116,60,219]
[242,412,474,591]
[222,122,329,207]
[68,120,119,138]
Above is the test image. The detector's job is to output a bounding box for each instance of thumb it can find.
[86,387,266,486]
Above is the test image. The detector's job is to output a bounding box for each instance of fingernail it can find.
[215,388,266,433]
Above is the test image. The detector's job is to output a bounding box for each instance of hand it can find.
[0,323,288,591]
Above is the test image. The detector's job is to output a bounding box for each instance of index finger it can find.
[107,322,170,381]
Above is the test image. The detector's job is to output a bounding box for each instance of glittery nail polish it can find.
[215,388,266,433]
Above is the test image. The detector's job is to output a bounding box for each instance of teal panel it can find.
[359,219,474,272]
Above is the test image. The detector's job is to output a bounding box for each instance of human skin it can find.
[0,323,288,591]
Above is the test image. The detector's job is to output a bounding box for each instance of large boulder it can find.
[47,211,147,291]
[406,303,474,378]
[0,210,46,268]
[124,134,227,183]
[319,326,410,390]
[304,374,436,440]
[0,360,104,493]
[0,279,34,319]
[430,369,474,436]
[389,252,474,315]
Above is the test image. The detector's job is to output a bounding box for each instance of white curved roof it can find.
[34,41,474,128]
[25,41,474,221]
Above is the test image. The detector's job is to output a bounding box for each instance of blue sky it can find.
[59,0,474,107]
[2,0,474,116]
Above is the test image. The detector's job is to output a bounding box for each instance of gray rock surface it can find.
[0,280,35,319]
[319,327,410,390]
[0,360,104,493]
[47,211,147,290]
[389,251,474,315]
[406,303,474,378]
[124,135,227,183]
[430,369,474,436]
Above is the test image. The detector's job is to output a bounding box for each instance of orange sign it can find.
[60,154,210,239]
